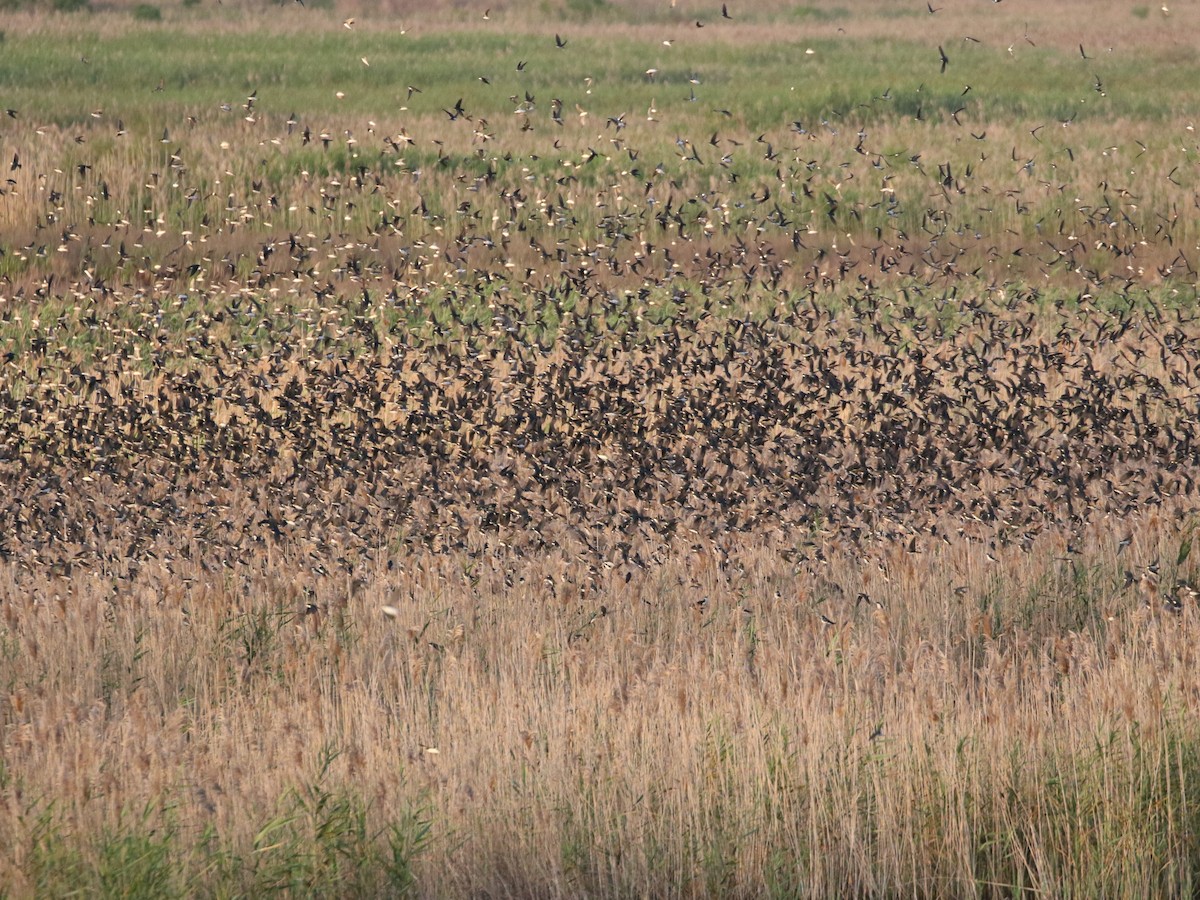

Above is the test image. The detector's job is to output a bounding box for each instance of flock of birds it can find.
[1,3,1198,612]
[2,278,1198,597]
[1,1,1194,304]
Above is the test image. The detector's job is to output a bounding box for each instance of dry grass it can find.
[3,2,1200,896]
[3,508,1200,896]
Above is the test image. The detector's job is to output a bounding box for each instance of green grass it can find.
[0,26,1194,130]
[0,15,1196,300]
[18,754,433,898]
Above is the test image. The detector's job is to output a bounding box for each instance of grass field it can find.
[3,1,1200,896]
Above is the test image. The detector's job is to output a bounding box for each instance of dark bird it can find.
[722,3,731,18]
[939,46,949,74]
[555,34,567,49]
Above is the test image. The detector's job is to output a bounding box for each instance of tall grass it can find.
[3,508,1199,895]
[3,3,1200,895]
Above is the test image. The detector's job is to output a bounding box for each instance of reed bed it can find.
[3,510,1200,896]
[3,1,1200,896]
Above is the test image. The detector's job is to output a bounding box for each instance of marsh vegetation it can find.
[2,1,1200,895]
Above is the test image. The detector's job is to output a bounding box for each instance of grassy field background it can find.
[3,1,1200,896]
[1,0,1198,298]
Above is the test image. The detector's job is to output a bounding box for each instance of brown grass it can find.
[3,2,1200,895]
[3,507,1200,896]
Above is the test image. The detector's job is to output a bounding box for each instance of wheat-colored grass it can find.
[3,2,1200,896]
[3,507,1200,896]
